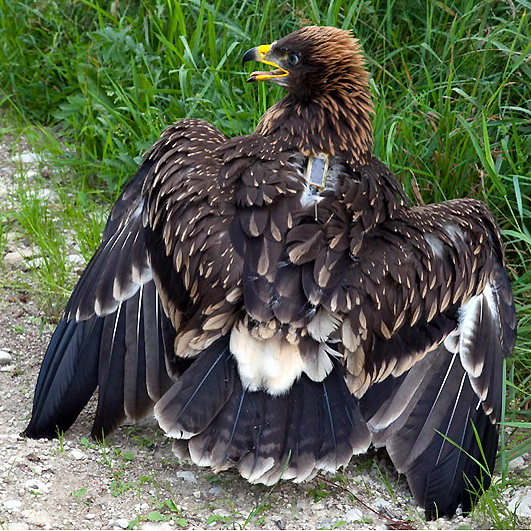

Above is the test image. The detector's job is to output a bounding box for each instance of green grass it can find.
[0,0,529,527]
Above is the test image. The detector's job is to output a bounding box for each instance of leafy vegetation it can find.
[0,0,529,527]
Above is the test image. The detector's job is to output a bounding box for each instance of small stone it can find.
[373,497,391,509]
[3,499,22,511]
[345,507,363,522]
[34,188,54,201]
[66,254,85,267]
[27,257,44,269]
[508,491,531,517]
[71,449,85,460]
[85,514,96,520]
[208,486,223,496]
[4,249,33,266]
[16,152,40,164]
[275,518,287,529]
[509,455,526,468]
[0,349,13,365]
[176,470,197,484]
[140,523,173,531]
[24,479,49,494]
[296,499,309,509]
[115,518,130,529]
[4,523,30,530]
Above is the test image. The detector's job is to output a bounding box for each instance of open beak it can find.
[242,44,289,83]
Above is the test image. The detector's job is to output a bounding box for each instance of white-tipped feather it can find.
[164,427,196,440]
[307,309,340,342]
[305,344,335,382]
[458,293,486,378]
[482,282,498,319]
[444,329,460,354]
[113,276,140,302]
[94,295,120,318]
[239,456,276,483]
[131,262,153,285]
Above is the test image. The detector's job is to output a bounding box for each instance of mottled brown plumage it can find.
[25,26,516,519]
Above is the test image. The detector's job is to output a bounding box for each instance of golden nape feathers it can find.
[25,26,516,520]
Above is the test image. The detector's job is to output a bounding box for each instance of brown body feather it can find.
[25,26,516,519]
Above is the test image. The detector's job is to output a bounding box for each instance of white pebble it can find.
[0,349,13,365]
[71,449,85,460]
[140,523,173,531]
[509,456,526,468]
[508,491,531,517]
[115,518,130,529]
[344,507,363,522]
[27,257,45,269]
[66,254,86,266]
[3,523,30,530]
[25,169,38,180]
[24,479,49,494]
[34,188,54,201]
[3,499,22,511]
[16,152,40,164]
[176,470,197,484]
[373,497,390,509]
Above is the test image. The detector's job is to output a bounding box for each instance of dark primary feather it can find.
[25,26,516,519]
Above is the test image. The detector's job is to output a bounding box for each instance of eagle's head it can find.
[243,26,369,102]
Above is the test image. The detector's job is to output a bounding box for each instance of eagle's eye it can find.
[287,53,301,67]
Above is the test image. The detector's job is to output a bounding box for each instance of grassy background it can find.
[0,0,529,526]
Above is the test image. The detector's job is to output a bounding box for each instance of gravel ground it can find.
[1,137,530,530]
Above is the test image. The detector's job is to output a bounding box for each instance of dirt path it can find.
[1,138,529,530]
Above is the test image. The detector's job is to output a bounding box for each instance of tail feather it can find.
[239,390,297,483]
[156,338,371,485]
[241,365,371,485]
[154,338,236,439]
[188,376,261,469]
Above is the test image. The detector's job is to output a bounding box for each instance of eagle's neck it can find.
[254,89,373,164]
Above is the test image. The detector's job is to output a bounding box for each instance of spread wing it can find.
[288,167,517,516]
[141,119,241,358]
[352,200,515,517]
[25,118,229,439]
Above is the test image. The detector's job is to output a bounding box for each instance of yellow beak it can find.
[242,44,289,83]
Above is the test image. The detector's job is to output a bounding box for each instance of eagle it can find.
[24,26,516,519]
